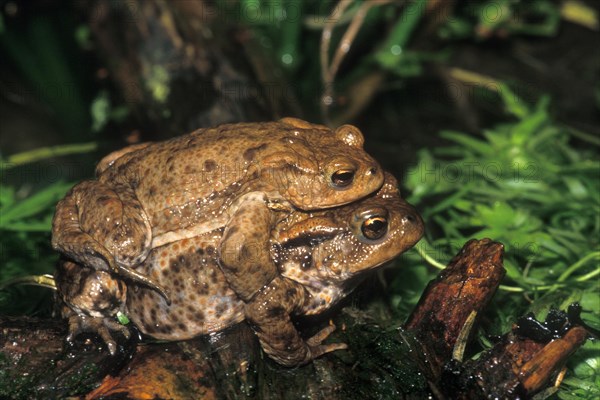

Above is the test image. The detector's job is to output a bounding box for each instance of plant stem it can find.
[2,142,97,169]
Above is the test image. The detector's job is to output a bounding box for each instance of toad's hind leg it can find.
[52,180,169,301]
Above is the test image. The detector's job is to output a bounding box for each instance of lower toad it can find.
[55,173,423,366]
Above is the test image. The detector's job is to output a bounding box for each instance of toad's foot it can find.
[66,314,131,356]
[114,262,171,305]
[305,324,348,359]
[244,277,348,367]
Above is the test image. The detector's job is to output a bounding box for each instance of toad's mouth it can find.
[310,242,357,283]
[311,243,397,281]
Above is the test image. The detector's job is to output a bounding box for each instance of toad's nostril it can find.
[404,214,416,224]
[368,167,377,176]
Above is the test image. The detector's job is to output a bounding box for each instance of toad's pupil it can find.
[361,217,388,240]
[332,170,354,187]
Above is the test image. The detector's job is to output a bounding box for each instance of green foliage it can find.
[220,0,564,120]
[0,179,65,314]
[439,0,561,40]
[559,340,600,400]
[0,181,73,232]
[405,85,599,293]
[397,85,599,399]
[219,0,306,72]
[0,12,91,137]
[0,145,97,315]
[372,0,427,72]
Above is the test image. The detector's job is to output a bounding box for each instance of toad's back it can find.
[97,119,384,236]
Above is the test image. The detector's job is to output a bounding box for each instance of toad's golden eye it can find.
[331,169,355,188]
[361,216,388,241]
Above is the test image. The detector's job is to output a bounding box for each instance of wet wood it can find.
[440,324,589,399]
[404,238,506,376]
[0,315,136,399]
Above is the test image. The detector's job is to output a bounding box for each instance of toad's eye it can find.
[361,216,388,241]
[331,169,355,188]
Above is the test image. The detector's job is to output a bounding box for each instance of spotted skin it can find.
[127,234,245,338]
[52,118,384,296]
[56,172,423,366]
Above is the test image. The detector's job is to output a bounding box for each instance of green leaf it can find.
[374,0,427,70]
[0,182,72,226]
[1,221,53,232]
[510,96,550,145]
[117,311,130,325]
[498,82,531,118]
[0,186,15,208]
[562,176,589,199]
[2,143,97,168]
[439,130,493,156]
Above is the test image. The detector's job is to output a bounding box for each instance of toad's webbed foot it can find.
[114,263,171,304]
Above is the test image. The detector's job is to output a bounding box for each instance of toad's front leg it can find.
[245,277,347,367]
[218,193,346,365]
[52,180,168,299]
[218,192,280,301]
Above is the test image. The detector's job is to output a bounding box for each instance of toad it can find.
[55,173,424,366]
[52,118,384,299]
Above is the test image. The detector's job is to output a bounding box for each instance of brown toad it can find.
[52,118,384,299]
[55,172,424,366]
